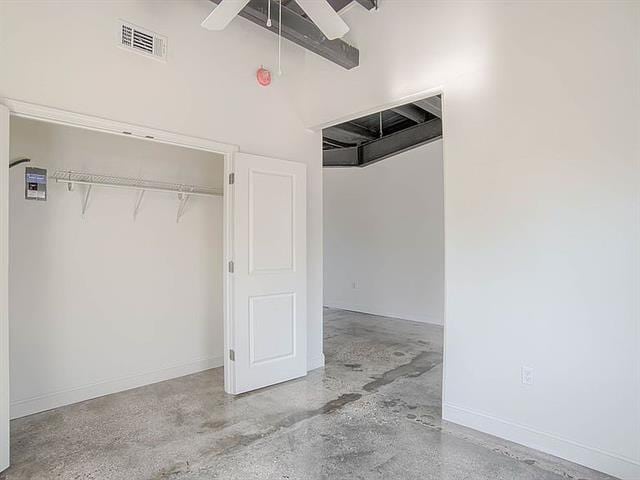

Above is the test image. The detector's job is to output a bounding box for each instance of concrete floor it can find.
[1,308,615,480]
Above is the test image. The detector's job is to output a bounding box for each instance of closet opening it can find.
[8,116,228,420]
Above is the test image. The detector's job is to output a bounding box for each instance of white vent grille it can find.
[118,21,167,61]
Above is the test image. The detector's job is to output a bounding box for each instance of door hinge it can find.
[228,172,235,185]
[229,349,235,361]
[228,260,234,273]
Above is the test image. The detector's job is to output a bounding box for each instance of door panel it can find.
[249,293,295,365]
[249,170,294,273]
[231,153,307,394]
[1,105,10,472]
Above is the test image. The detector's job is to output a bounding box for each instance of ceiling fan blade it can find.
[201,0,251,30]
[295,0,349,40]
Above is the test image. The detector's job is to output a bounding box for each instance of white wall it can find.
[0,0,324,371]
[8,117,224,418]
[323,140,444,325]
[296,2,640,479]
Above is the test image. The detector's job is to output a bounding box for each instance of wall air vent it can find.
[118,21,167,61]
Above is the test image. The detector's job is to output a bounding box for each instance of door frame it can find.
[0,98,240,405]
[309,84,448,403]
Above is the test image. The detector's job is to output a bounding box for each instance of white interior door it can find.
[0,105,10,472]
[228,153,307,394]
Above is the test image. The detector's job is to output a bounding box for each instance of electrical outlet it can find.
[521,366,534,386]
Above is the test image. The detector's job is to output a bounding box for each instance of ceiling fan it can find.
[201,0,350,40]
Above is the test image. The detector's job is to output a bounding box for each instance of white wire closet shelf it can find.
[50,170,223,222]
[50,170,223,197]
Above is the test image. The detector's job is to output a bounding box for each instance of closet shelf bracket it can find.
[133,190,145,221]
[176,192,190,223]
[82,185,92,216]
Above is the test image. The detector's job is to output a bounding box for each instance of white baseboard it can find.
[307,353,325,371]
[443,402,640,480]
[10,355,223,419]
[324,301,444,326]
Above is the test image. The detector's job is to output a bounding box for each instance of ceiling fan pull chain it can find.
[267,0,272,27]
[278,0,283,75]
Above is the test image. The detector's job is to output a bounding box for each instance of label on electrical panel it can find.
[25,167,47,201]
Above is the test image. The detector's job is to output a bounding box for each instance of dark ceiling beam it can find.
[323,146,359,167]
[414,96,442,118]
[327,0,354,12]
[324,130,355,145]
[390,104,428,124]
[323,137,353,149]
[354,0,378,10]
[324,118,442,167]
[326,122,378,142]
[361,118,442,166]
[281,0,305,16]
[208,0,359,69]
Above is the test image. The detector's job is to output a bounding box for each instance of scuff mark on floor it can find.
[200,393,363,460]
[195,349,441,461]
[363,351,442,393]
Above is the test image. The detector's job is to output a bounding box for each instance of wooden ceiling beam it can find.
[207,0,359,69]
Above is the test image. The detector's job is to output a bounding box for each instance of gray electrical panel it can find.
[25,167,47,201]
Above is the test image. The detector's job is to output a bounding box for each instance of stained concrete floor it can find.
[1,308,616,480]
